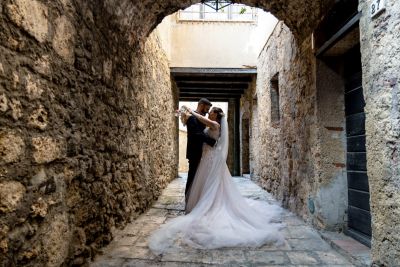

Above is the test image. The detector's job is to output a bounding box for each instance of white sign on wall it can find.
[370,0,386,18]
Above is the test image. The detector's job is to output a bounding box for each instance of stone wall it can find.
[358,0,400,265]
[178,129,189,173]
[0,0,177,266]
[248,21,349,231]
[250,22,318,219]
[313,58,348,231]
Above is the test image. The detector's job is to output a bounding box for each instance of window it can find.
[178,4,257,22]
[270,74,280,124]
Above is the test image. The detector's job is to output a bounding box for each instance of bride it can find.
[149,106,284,254]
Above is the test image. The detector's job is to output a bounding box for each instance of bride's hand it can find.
[182,105,192,114]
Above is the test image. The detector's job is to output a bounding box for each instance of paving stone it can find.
[90,258,126,267]
[285,216,305,226]
[121,259,162,267]
[117,225,141,237]
[107,246,157,260]
[245,251,289,265]
[288,226,321,239]
[161,248,213,264]
[259,240,292,251]
[134,235,150,247]
[286,251,319,264]
[91,176,355,267]
[315,251,352,264]
[288,238,332,251]
[113,236,139,246]
[209,249,247,265]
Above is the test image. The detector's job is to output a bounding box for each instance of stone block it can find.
[31,168,47,186]
[161,248,212,264]
[42,213,71,267]
[33,55,51,76]
[209,249,247,265]
[12,72,19,90]
[103,60,113,80]
[108,246,156,260]
[245,251,288,265]
[315,251,351,265]
[25,75,44,99]
[0,181,26,213]
[52,16,76,64]
[287,251,319,264]
[9,99,22,120]
[6,0,49,43]
[0,131,25,163]
[28,105,48,130]
[0,93,8,112]
[32,136,65,164]
[31,197,48,217]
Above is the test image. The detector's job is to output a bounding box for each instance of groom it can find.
[185,98,216,211]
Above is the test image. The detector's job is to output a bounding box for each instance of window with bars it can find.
[178,4,257,22]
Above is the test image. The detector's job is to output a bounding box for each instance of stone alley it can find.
[90,175,365,267]
[1,0,399,266]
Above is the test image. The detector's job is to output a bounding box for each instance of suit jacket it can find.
[186,114,216,160]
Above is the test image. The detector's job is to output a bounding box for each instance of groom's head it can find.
[197,98,212,115]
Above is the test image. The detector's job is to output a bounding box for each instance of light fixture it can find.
[201,0,234,11]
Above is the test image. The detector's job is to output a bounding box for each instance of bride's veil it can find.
[216,116,228,162]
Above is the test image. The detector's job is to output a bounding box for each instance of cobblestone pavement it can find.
[91,176,354,267]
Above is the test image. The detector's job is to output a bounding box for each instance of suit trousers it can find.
[185,157,201,209]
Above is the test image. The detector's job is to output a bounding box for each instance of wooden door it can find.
[344,45,371,246]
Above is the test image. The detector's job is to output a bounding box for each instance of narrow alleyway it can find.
[91,175,355,266]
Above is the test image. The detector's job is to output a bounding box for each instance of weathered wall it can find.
[250,21,348,231]
[251,22,318,218]
[358,0,400,265]
[178,129,189,173]
[314,59,348,231]
[0,0,177,266]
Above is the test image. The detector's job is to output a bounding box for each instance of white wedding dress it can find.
[149,117,284,254]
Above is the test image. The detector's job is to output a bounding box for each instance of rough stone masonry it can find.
[0,0,177,266]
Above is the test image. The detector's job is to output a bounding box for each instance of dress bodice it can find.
[202,127,219,154]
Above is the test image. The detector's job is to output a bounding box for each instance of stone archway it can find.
[104,0,335,44]
[1,0,399,266]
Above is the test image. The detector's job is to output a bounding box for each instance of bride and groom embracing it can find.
[149,98,284,254]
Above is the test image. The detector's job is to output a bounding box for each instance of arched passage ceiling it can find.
[102,0,336,44]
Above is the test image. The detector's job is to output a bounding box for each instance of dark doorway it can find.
[241,116,250,174]
[314,0,372,246]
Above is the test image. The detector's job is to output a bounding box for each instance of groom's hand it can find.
[205,137,216,147]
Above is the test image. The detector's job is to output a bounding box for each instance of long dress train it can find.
[148,117,284,254]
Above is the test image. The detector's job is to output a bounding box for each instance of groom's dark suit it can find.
[185,113,216,207]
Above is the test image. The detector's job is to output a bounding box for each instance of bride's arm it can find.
[185,107,220,130]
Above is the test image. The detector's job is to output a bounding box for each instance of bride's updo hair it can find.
[211,107,224,124]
